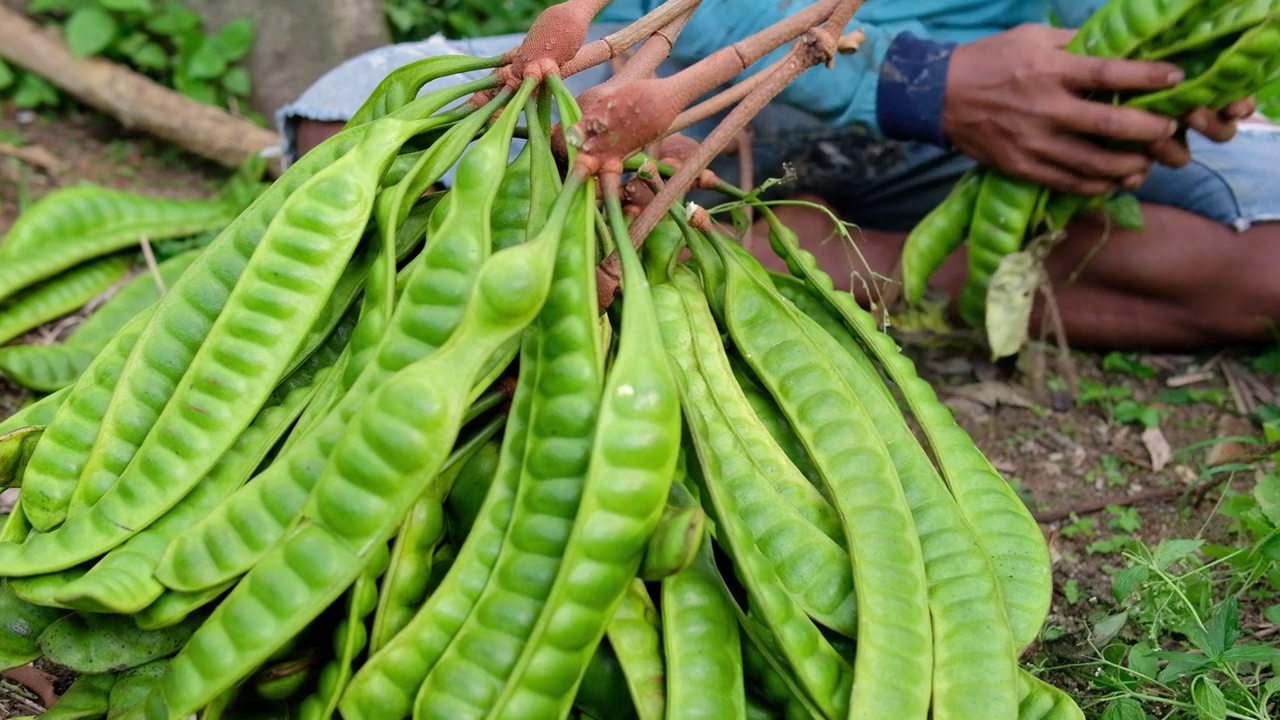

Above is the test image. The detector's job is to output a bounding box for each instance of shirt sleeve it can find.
[621,0,959,146]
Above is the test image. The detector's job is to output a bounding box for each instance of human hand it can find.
[942,24,1187,195]
[1145,97,1258,167]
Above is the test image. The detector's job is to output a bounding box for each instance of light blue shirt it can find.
[598,0,1109,143]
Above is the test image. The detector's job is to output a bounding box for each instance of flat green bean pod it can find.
[712,230,933,720]
[661,484,747,720]
[47,320,346,614]
[1127,15,1280,114]
[368,413,506,653]
[604,579,666,720]
[482,186,682,720]
[346,52,506,127]
[0,344,103,394]
[14,77,479,538]
[11,309,152,532]
[146,133,583,720]
[1016,670,1085,720]
[0,252,133,346]
[756,208,1053,652]
[0,113,450,578]
[900,167,983,305]
[959,171,1044,327]
[153,89,516,594]
[409,113,602,719]
[0,187,235,301]
[654,269,857,638]
[0,425,41,489]
[1066,0,1204,57]
[1142,0,1280,60]
[0,385,71,436]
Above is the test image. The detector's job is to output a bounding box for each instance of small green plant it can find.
[0,0,257,119]
[1103,352,1159,381]
[1048,466,1280,720]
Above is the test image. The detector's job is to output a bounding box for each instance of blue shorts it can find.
[277,27,1280,233]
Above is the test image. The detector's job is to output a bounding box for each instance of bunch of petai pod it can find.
[0,0,1095,718]
[898,0,1280,348]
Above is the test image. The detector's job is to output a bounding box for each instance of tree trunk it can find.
[184,0,390,118]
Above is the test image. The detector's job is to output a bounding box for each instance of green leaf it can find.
[173,72,217,105]
[1265,604,1280,625]
[1091,611,1129,648]
[1152,538,1204,570]
[182,38,227,80]
[1112,400,1163,429]
[1219,643,1280,664]
[1104,193,1146,231]
[64,6,119,58]
[1255,474,1280,526]
[1153,651,1214,682]
[144,1,201,37]
[99,0,152,12]
[128,41,169,71]
[220,66,251,97]
[1128,641,1160,680]
[1102,352,1158,379]
[28,0,84,14]
[1112,565,1149,602]
[1191,676,1226,720]
[1100,697,1148,720]
[1197,597,1241,659]
[212,19,256,62]
[12,73,60,109]
[0,59,15,92]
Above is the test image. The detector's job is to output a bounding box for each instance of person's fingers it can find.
[1059,53,1184,92]
[1186,107,1239,143]
[1146,133,1192,168]
[1039,25,1080,48]
[1052,95,1179,144]
[1007,155,1120,196]
[1224,96,1257,120]
[1119,171,1150,191]
[1029,132,1153,180]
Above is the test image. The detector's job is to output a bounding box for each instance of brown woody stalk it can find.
[628,0,865,244]
[576,11,693,111]
[562,0,705,78]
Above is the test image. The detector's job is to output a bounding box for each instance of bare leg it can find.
[754,194,1280,350]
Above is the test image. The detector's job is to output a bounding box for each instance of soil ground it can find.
[1,106,1277,719]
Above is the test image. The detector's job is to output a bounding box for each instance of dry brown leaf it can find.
[946,381,1037,410]
[1205,415,1259,467]
[1142,427,1172,472]
[2,664,58,708]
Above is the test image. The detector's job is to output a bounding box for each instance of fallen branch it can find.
[0,6,282,176]
[0,141,63,175]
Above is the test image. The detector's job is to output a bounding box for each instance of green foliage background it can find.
[382,0,559,43]
[0,0,257,117]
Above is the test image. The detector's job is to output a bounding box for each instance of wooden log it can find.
[0,5,283,175]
